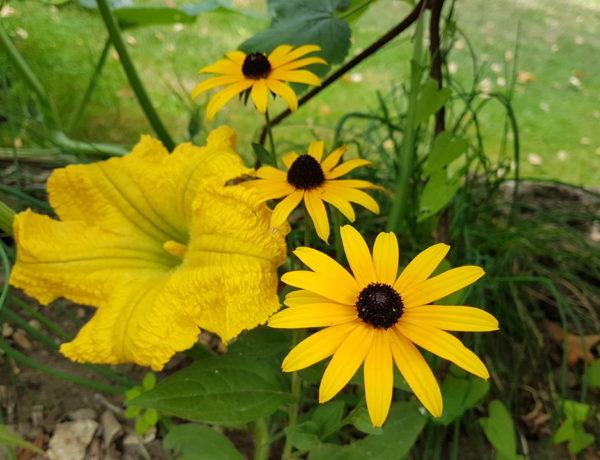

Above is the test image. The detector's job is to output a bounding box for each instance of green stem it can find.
[0,338,125,394]
[386,8,426,232]
[0,200,15,237]
[10,295,71,341]
[95,0,175,151]
[264,111,277,166]
[252,418,271,460]
[282,330,303,460]
[0,24,59,129]
[67,38,112,133]
[331,208,344,261]
[49,131,128,157]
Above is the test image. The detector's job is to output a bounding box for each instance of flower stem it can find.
[264,110,277,166]
[0,200,15,237]
[282,330,303,460]
[252,418,271,460]
[95,0,175,151]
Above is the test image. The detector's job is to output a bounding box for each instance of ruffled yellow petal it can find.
[324,184,380,214]
[265,79,298,112]
[364,331,394,427]
[402,266,485,308]
[340,225,377,288]
[250,79,269,113]
[268,303,356,328]
[281,270,357,305]
[206,80,254,120]
[305,190,330,242]
[293,247,359,294]
[394,243,450,293]
[372,232,399,285]
[320,146,347,172]
[395,322,489,379]
[191,75,242,100]
[271,189,303,227]
[320,190,355,222]
[319,324,374,403]
[282,152,299,169]
[389,327,443,417]
[326,159,374,180]
[402,305,499,332]
[282,320,361,372]
[271,69,321,86]
[308,140,325,162]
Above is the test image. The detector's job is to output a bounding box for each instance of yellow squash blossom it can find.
[269,225,498,427]
[192,45,327,120]
[244,141,382,242]
[10,127,289,371]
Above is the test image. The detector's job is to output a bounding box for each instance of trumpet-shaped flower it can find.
[10,127,289,370]
[244,141,382,242]
[191,45,327,120]
[269,225,498,427]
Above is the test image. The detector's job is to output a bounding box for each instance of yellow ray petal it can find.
[282,320,361,372]
[340,225,377,288]
[269,303,357,328]
[271,69,321,86]
[308,140,325,162]
[364,331,394,427]
[271,190,304,227]
[282,270,358,305]
[305,190,330,242]
[191,75,243,99]
[326,159,374,180]
[206,80,254,120]
[372,232,399,285]
[265,79,298,111]
[328,179,383,189]
[389,327,443,417]
[320,190,355,222]
[394,243,450,293]
[402,266,485,308]
[250,79,269,113]
[320,146,348,173]
[293,247,359,294]
[319,324,374,403]
[225,50,246,64]
[271,44,321,67]
[284,289,331,307]
[267,45,294,67]
[243,180,294,203]
[282,152,299,169]
[402,305,499,332]
[255,165,287,180]
[396,322,489,379]
[324,185,380,214]
[199,59,241,75]
[274,56,328,72]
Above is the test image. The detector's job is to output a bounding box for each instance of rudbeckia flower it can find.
[191,45,327,120]
[244,141,382,242]
[10,127,289,371]
[269,225,498,427]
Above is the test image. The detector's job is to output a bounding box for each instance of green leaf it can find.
[251,143,276,169]
[479,400,521,460]
[554,419,575,444]
[0,425,44,454]
[554,400,595,454]
[129,356,292,424]
[334,0,379,23]
[286,421,321,450]
[568,430,595,455]
[434,366,490,425]
[164,424,244,460]
[142,372,156,391]
[418,169,460,222]
[311,401,345,437]
[585,359,600,388]
[240,0,351,70]
[423,131,468,177]
[308,402,426,460]
[414,79,452,126]
[347,406,383,435]
[563,400,591,422]
[124,405,141,419]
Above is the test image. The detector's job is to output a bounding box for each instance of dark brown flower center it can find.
[242,53,271,79]
[286,154,326,190]
[356,283,403,329]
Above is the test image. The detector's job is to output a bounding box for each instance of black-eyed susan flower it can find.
[269,225,498,427]
[244,141,382,242]
[10,127,289,371]
[191,45,327,120]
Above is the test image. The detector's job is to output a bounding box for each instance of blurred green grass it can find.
[1,0,599,185]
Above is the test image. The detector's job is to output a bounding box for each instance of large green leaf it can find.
[418,169,460,222]
[227,325,291,362]
[554,400,596,454]
[0,425,44,454]
[434,366,489,425]
[308,402,426,460]
[479,400,524,460]
[164,424,244,460]
[129,356,292,424]
[240,0,352,70]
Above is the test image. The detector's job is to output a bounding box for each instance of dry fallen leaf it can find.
[517,71,536,83]
[521,399,551,436]
[547,322,600,366]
